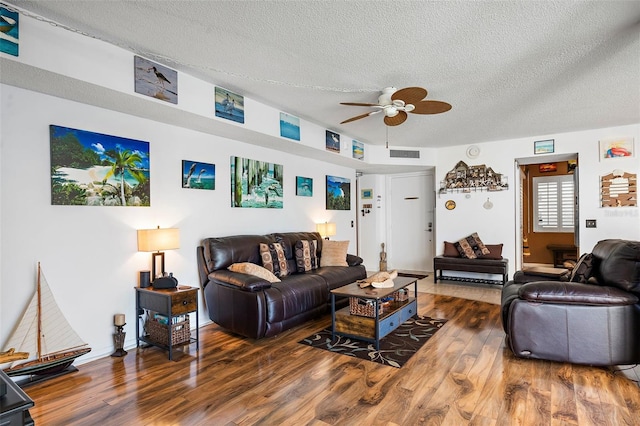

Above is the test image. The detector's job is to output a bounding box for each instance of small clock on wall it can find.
[466,145,480,159]
[445,200,456,210]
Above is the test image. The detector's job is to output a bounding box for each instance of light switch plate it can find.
[586,219,597,228]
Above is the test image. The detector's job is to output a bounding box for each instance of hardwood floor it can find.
[21,282,640,425]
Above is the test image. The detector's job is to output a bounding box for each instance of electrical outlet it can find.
[586,219,597,228]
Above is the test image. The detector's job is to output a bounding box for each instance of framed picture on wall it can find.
[280,112,300,141]
[296,176,313,197]
[182,160,215,190]
[599,137,634,160]
[134,56,178,104]
[534,139,554,154]
[50,125,150,206]
[326,175,350,210]
[215,87,245,123]
[326,130,340,153]
[0,7,19,57]
[361,189,373,199]
[230,156,283,208]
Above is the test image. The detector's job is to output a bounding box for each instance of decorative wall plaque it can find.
[601,170,637,207]
[439,161,508,194]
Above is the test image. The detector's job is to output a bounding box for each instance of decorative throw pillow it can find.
[228,262,281,283]
[320,240,349,267]
[295,239,319,272]
[569,253,593,283]
[454,233,490,259]
[259,242,290,277]
[443,241,461,257]
[483,244,504,260]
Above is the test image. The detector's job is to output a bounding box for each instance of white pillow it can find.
[228,262,281,283]
[320,240,349,267]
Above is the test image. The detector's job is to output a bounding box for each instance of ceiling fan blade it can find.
[391,87,428,105]
[411,100,452,114]
[384,111,408,126]
[340,110,380,124]
[340,102,379,107]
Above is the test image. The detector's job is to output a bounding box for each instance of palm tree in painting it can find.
[104,147,143,206]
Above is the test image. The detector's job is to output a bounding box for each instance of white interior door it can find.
[387,172,434,271]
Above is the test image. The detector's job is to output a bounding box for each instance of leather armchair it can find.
[501,239,640,366]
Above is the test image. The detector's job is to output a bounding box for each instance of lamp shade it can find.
[316,222,336,239]
[137,227,180,252]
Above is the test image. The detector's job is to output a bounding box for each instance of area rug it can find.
[299,316,447,368]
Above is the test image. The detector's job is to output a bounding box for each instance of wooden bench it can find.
[433,256,509,285]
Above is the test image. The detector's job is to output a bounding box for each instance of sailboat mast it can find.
[37,262,42,359]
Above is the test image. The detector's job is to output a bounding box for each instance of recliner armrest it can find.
[519,281,638,306]
[346,253,364,266]
[208,270,273,291]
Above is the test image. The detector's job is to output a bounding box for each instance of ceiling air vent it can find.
[389,149,420,159]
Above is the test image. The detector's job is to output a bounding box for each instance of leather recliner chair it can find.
[501,239,640,366]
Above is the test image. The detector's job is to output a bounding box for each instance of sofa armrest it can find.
[519,281,639,306]
[208,270,273,292]
[512,270,569,283]
[346,253,364,266]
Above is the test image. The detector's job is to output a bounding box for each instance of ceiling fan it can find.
[340,86,451,126]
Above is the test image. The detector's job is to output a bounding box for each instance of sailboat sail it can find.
[1,263,91,376]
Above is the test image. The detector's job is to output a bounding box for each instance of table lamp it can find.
[137,226,180,279]
[316,222,336,240]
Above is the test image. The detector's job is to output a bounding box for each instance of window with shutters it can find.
[533,175,574,233]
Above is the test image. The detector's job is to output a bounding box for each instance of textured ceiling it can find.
[7,1,640,150]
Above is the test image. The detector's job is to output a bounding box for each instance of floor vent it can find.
[390,149,420,158]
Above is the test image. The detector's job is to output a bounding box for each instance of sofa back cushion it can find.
[203,235,273,272]
[591,239,640,293]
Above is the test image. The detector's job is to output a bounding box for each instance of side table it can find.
[135,285,199,360]
[0,370,34,426]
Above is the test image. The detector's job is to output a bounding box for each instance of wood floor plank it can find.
[17,288,640,425]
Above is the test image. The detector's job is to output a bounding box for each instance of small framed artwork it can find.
[215,87,244,124]
[182,160,215,190]
[361,189,373,199]
[134,56,178,104]
[599,137,634,161]
[280,112,300,141]
[326,130,340,153]
[534,139,554,154]
[539,163,557,173]
[352,140,364,160]
[296,176,313,197]
[0,7,19,57]
[326,175,351,210]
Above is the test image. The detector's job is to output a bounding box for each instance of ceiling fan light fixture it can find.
[385,106,398,117]
[404,104,415,112]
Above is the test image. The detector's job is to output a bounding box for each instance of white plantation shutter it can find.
[533,175,574,232]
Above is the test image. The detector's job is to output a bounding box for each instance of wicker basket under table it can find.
[146,318,191,346]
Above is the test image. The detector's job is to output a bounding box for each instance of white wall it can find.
[434,125,640,275]
[0,85,360,363]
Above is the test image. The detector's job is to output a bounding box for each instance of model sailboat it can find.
[1,263,91,377]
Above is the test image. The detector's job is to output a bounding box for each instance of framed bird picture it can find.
[134,56,178,104]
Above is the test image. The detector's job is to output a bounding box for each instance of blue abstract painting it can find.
[280,112,300,141]
[0,7,19,57]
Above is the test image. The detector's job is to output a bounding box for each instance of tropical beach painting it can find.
[215,87,244,123]
[0,6,19,57]
[134,56,178,104]
[182,160,215,190]
[352,140,364,160]
[326,175,351,210]
[296,176,313,197]
[280,112,300,141]
[50,125,150,206]
[231,156,283,208]
[326,130,340,153]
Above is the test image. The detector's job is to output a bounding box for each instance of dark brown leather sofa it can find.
[197,232,366,339]
[501,239,640,366]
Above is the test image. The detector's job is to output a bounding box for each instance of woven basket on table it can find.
[146,318,191,346]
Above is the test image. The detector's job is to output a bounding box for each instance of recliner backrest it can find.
[591,239,640,294]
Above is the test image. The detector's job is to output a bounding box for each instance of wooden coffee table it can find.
[330,276,418,350]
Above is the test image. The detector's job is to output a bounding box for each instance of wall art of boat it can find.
[1,262,91,377]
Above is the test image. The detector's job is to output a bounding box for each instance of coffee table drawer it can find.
[400,300,417,323]
[379,310,402,339]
